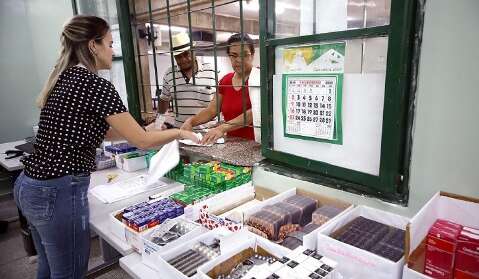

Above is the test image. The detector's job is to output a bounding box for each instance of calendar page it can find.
[282,74,343,144]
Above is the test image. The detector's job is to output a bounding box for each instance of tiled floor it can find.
[0,199,132,279]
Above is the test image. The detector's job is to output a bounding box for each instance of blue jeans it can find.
[14,172,91,279]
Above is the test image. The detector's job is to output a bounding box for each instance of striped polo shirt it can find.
[160,61,218,130]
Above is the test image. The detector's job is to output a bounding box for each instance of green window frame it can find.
[259,0,418,203]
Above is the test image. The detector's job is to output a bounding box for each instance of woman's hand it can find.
[178,129,200,143]
[201,127,224,145]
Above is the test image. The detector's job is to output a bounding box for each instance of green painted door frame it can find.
[116,0,142,122]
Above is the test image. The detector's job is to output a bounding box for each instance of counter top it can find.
[179,137,264,166]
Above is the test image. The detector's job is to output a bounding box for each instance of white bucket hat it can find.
[171,32,196,56]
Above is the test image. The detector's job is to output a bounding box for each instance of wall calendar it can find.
[282,73,343,144]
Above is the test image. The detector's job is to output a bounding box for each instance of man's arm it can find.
[158,71,172,114]
[159,99,169,114]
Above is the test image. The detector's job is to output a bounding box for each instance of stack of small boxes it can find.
[281,223,320,250]
[117,198,184,233]
[333,216,405,262]
[169,187,216,206]
[424,219,479,279]
[167,239,221,277]
[455,225,479,278]
[168,161,252,206]
[311,206,343,227]
[247,195,317,242]
[247,195,346,251]
[104,142,137,157]
[239,247,337,279]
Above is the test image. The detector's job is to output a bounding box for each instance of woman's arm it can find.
[201,109,253,145]
[106,112,198,149]
[104,127,124,141]
[181,94,223,131]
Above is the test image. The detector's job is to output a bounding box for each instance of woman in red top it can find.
[182,33,257,144]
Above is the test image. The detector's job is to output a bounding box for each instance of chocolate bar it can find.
[370,242,404,262]
[262,203,296,225]
[312,205,343,226]
[248,210,286,240]
[283,195,317,226]
[333,216,405,262]
[278,223,300,241]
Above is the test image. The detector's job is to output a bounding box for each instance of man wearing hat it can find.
[158,32,217,130]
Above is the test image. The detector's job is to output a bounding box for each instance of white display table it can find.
[0,140,26,171]
[119,252,157,279]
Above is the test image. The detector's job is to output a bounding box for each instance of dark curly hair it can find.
[226,33,255,55]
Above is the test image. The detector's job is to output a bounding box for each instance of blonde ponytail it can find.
[36,15,110,108]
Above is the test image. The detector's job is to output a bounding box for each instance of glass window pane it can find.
[365,0,391,27]
[76,0,127,101]
[274,0,391,38]
[76,0,122,57]
[272,36,389,176]
[98,61,128,109]
[77,0,119,25]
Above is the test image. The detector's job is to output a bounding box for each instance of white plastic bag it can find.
[146,140,180,186]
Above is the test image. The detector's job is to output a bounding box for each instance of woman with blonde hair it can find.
[14,15,198,278]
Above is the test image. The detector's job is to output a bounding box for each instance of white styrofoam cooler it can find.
[155,227,233,279]
[140,217,208,272]
[402,192,479,279]
[316,205,409,279]
[243,187,354,250]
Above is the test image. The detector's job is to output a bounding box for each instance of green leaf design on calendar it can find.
[282,73,343,145]
[282,42,345,73]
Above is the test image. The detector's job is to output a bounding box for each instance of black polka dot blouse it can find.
[22,66,127,180]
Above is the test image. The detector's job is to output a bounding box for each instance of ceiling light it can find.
[348,1,377,7]
[159,24,187,33]
[236,1,295,15]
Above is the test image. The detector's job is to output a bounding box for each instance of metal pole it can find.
[211,0,220,125]
[166,0,179,117]
[147,0,161,111]
[239,0,246,128]
[186,0,196,85]
[131,1,147,113]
